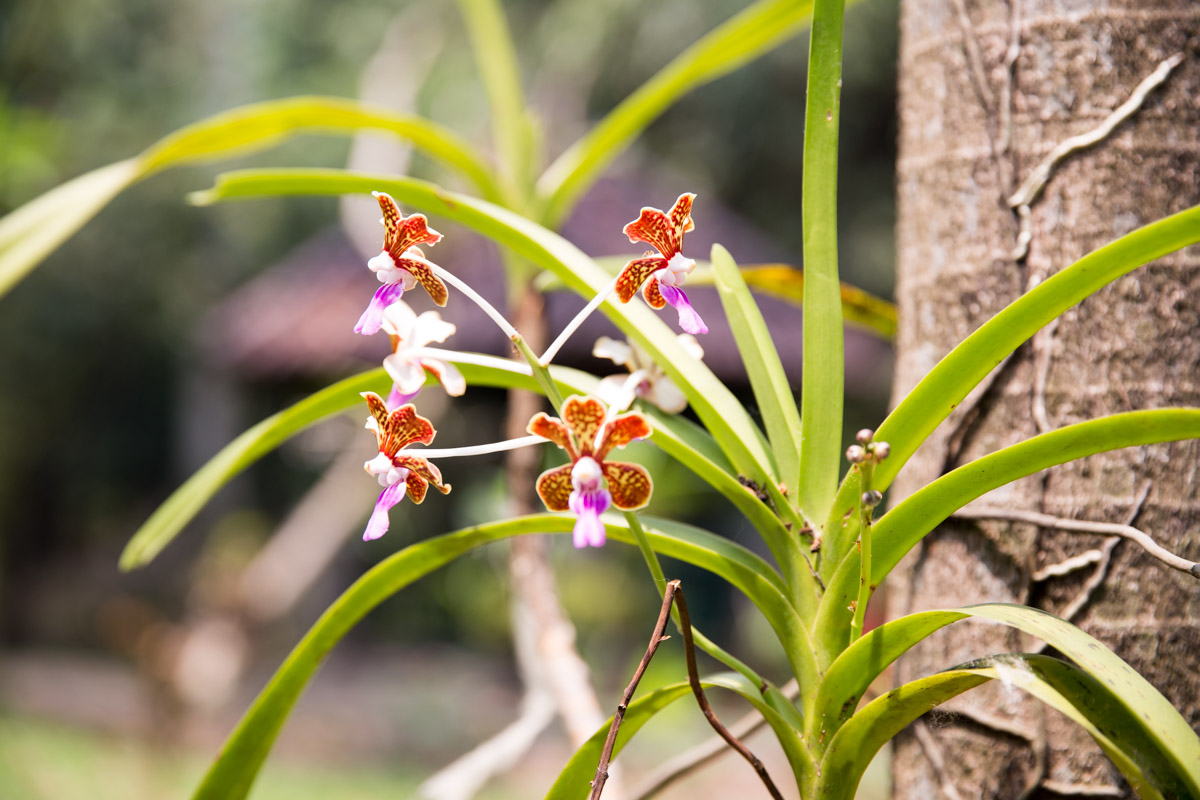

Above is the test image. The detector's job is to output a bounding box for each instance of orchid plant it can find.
[3,0,1200,798]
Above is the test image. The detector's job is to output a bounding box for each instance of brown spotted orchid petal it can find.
[526,395,653,548]
[601,461,652,510]
[356,193,449,335]
[614,193,707,335]
[360,393,448,541]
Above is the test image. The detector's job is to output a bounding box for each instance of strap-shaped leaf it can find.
[191,168,781,495]
[454,0,533,200]
[816,670,989,800]
[798,0,847,527]
[536,0,824,227]
[819,203,1200,577]
[811,606,1200,796]
[0,97,501,301]
[812,603,1200,797]
[190,516,802,800]
[873,203,1200,492]
[711,244,803,511]
[814,409,1200,665]
[963,654,1167,799]
[119,358,790,596]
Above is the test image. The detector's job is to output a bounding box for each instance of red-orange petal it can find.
[528,412,577,460]
[642,277,666,309]
[615,256,666,303]
[535,464,574,511]
[393,454,450,494]
[363,392,391,446]
[562,395,607,457]
[405,471,429,504]
[382,404,436,455]
[391,214,443,254]
[596,413,652,460]
[668,193,696,238]
[376,193,404,242]
[603,461,652,510]
[623,207,675,257]
[395,257,450,307]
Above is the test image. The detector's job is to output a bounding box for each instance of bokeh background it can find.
[0,0,898,796]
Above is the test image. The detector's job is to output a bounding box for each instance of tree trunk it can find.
[891,2,1200,797]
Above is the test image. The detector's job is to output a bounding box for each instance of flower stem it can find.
[849,462,875,644]
[512,333,566,411]
[539,277,617,366]
[431,264,519,339]
[410,434,544,459]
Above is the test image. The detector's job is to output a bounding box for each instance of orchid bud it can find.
[861,490,883,508]
[855,428,874,444]
[871,441,891,460]
[846,444,867,463]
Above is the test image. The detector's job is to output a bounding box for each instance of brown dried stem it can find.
[590,580,783,800]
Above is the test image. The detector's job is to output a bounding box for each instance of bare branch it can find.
[591,581,783,800]
[590,584,678,799]
[628,680,799,800]
[954,500,1197,579]
[1007,52,1184,209]
[673,587,784,800]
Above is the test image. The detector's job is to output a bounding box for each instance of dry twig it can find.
[590,581,782,800]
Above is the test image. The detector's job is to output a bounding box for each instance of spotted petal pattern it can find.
[528,413,577,460]
[622,192,694,258]
[615,256,667,303]
[363,393,437,456]
[642,277,666,309]
[394,454,450,494]
[394,256,449,307]
[562,395,607,457]
[377,192,443,255]
[602,461,652,509]
[596,413,652,460]
[535,464,574,511]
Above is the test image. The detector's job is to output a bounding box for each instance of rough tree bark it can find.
[891,2,1200,798]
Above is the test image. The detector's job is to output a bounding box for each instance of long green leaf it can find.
[119,357,790,590]
[808,603,1200,796]
[964,654,1165,799]
[191,169,779,493]
[814,603,1200,797]
[872,203,1200,491]
[545,682,694,799]
[816,670,989,800]
[191,515,801,800]
[535,0,819,227]
[798,0,846,528]
[0,97,501,301]
[814,409,1200,665]
[711,244,803,508]
[454,0,533,203]
[546,672,810,800]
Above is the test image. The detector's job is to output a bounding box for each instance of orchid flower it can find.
[593,334,703,414]
[527,395,652,548]
[361,392,451,541]
[614,192,708,335]
[380,301,466,408]
[355,192,450,336]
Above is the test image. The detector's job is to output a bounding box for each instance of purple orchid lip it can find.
[568,486,612,548]
[387,386,420,409]
[658,283,709,335]
[363,478,408,541]
[354,283,407,335]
